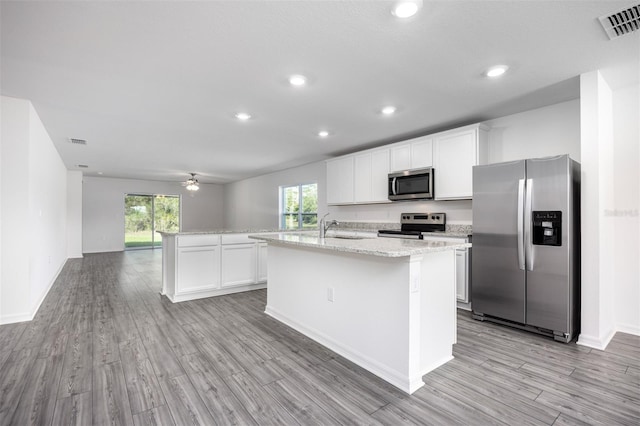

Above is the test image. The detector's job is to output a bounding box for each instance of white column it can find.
[578,71,616,349]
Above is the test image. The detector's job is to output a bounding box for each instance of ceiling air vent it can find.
[599,4,640,39]
[69,138,87,145]
[77,164,89,168]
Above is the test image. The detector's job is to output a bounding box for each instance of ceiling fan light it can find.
[185,173,200,191]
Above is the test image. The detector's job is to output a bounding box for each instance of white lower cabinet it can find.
[221,243,257,287]
[177,246,221,293]
[455,249,468,303]
[422,236,469,303]
[258,243,268,282]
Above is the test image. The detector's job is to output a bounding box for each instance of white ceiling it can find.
[1,1,638,184]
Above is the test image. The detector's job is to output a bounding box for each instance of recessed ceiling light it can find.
[318,130,330,138]
[392,1,421,18]
[486,65,509,78]
[381,105,397,115]
[289,74,307,86]
[235,112,252,121]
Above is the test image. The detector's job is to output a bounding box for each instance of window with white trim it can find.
[280,183,318,230]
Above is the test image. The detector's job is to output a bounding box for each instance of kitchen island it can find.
[250,232,470,394]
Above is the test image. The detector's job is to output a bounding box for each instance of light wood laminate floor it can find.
[0,250,638,425]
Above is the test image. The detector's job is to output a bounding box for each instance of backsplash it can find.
[335,221,472,235]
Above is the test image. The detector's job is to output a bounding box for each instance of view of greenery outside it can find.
[282,183,317,230]
[125,194,180,248]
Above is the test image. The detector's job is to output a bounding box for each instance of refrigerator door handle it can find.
[525,178,534,271]
[517,179,525,270]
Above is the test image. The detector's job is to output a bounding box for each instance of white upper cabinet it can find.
[433,124,488,200]
[326,123,487,205]
[354,149,390,204]
[389,136,433,172]
[326,156,355,205]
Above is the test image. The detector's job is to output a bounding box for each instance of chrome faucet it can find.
[319,213,339,239]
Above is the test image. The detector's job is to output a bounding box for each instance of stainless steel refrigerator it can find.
[471,155,580,343]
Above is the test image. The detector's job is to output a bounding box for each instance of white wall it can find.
[485,99,581,163]
[224,161,326,230]
[82,176,225,253]
[1,97,31,323]
[1,96,69,324]
[66,171,83,258]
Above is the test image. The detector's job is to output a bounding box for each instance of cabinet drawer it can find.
[221,233,254,245]
[178,234,220,247]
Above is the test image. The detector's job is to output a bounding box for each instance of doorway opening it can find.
[124,194,180,249]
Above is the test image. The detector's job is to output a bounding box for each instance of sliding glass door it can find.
[124,194,180,249]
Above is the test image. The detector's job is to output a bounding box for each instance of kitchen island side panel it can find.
[264,243,455,394]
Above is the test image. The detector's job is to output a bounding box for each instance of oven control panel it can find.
[400,213,446,232]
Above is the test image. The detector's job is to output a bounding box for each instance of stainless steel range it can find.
[378,213,446,239]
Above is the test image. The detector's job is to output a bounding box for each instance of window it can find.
[124,194,180,249]
[281,183,318,230]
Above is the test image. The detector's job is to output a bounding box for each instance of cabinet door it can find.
[390,144,411,172]
[433,129,477,200]
[371,149,390,202]
[258,243,268,282]
[177,246,220,293]
[354,149,390,203]
[221,244,257,287]
[411,138,433,169]
[456,249,468,302]
[326,156,354,204]
[354,153,372,203]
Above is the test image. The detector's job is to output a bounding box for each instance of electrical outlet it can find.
[327,287,334,302]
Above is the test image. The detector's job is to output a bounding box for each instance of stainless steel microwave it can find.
[388,167,434,201]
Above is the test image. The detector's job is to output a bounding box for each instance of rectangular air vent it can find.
[69,138,87,145]
[599,4,640,39]
[77,164,89,168]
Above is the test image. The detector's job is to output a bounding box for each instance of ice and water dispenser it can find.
[532,211,562,246]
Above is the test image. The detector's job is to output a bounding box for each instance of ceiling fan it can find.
[183,173,199,191]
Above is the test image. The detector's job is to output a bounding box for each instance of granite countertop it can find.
[249,232,471,258]
[157,228,286,236]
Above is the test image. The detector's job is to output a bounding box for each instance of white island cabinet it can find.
[251,233,470,394]
[160,231,268,303]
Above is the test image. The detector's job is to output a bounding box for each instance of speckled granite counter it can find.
[157,228,282,236]
[250,232,470,258]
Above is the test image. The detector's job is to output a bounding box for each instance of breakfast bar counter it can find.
[249,232,469,394]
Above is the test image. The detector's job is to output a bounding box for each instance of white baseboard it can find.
[577,327,616,350]
[0,258,67,325]
[167,283,267,303]
[0,311,34,325]
[615,322,640,337]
